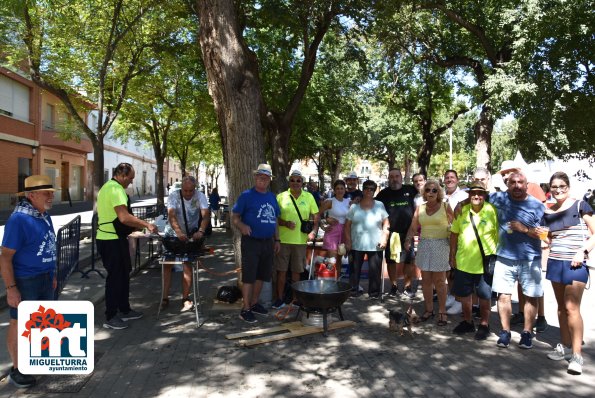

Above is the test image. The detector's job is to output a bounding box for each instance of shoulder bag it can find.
[289,194,314,234]
[469,210,495,285]
[577,200,594,270]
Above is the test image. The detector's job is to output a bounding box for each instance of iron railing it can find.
[54,215,81,299]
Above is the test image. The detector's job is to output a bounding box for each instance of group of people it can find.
[1,160,593,389]
[232,162,594,377]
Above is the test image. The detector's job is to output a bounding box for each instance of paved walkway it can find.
[0,228,594,397]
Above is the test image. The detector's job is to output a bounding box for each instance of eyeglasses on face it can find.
[425,188,439,193]
[550,185,568,191]
[289,179,302,183]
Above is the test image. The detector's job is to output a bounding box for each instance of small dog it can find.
[388,306,419,337]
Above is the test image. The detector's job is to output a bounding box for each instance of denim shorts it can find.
[491,256,543,297]
[546,259,589,285]
[9,272,54,320]
[451,269,492,300]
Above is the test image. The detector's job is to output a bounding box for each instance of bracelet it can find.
[6,284,16,290]
[274,239,280,242]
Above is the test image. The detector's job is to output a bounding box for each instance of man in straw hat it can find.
[96,163,158,330]
[1,175,57,388]
[232,163,281,323]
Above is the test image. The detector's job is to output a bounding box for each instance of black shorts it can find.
[452,269,492,300]
[384,232,414,264]
[241,236,274,284]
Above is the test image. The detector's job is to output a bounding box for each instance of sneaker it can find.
[8,367,36,389]
[568,354,583,375]
[446,300,462,315]
[445,294,456,308]
[474,324,491,341]
[547,343,572,361]
[181,299,194,312]
[251,303,268,315]
[519,330,533,349]
[496,330,511,348]
[272,299,286,309]
[103,316,129,330]
[452,320,475,335]
[389,285,398,297]
[535,316,548,333]
[119,309,143,321]
[239,309,257,323]
[511,312,524,325]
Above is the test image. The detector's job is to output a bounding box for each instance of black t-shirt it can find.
[375,185,418,233]
[344,189,363,202]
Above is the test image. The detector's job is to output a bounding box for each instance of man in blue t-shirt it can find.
[1,175,57,389]
[489,172,546,350]
[232,163,281,323]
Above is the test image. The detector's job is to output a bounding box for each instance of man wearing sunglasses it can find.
[376,168,418,298]
[273,170,319,309]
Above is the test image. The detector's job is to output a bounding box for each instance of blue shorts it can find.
[491,256,543,298]
[9,272,54,320]
[451,269,492,300]
[546,259,589,285]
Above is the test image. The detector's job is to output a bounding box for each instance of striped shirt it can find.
[544,200,593,261]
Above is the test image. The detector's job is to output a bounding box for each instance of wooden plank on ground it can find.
[225,322,302,340]
[234,320,356,347]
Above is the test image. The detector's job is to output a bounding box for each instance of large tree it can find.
[1,0,161,196]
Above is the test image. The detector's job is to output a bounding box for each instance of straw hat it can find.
[253,163,273,178]
[18,175,56,195]
[467,181,488,193]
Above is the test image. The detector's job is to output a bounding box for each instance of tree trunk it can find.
[474,103,493,172]
[91,136,105,202]
[417,120,434,177]
[198,0,266,266]
[269,120,291,193]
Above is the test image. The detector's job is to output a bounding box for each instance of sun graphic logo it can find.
[18,301,94,374]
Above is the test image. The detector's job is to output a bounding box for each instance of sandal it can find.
[160,298,169,310]
[420,311,434,322]
[437,313,448,326]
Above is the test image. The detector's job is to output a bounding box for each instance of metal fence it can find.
[54,215,81,299]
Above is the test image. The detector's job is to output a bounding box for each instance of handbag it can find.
[577,200,594,270]
[289,194,314,234]
[469,210,495,283]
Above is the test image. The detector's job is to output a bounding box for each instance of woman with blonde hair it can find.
[405,179,454,326]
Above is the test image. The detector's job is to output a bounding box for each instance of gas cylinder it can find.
[317,257,337,280]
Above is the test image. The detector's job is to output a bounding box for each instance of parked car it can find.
[168,181,182,195]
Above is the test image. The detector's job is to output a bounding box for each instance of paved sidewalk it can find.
[0,228,594,397]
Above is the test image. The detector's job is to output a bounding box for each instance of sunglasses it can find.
[289,179,302,183]
[469,190,485,196]
[424,188,439,193]
[550,185,568,191]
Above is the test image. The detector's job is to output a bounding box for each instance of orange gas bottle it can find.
[317,258,337,280]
